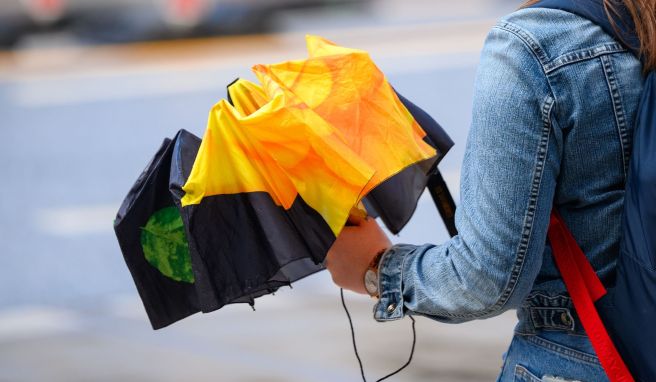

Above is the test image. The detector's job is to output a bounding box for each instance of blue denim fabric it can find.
[497,331,608,381]
[374,7,645,378]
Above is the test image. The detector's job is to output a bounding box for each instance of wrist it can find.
[364,247,389,298]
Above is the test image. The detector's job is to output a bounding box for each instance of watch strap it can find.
[369,248,388,273]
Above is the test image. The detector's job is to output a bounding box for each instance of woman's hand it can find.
[325,216,392,294]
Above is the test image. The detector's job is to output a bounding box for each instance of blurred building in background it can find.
[0,0,368,47]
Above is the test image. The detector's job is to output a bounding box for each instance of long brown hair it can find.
[521,0,656,72]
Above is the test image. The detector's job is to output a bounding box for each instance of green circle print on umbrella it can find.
[140,206,195,283]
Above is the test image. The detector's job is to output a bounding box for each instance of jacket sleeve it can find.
[374,23,562,323]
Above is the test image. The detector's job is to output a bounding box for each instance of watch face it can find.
[364,269,378,296]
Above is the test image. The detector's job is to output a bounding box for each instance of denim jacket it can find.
[374,8,644,328]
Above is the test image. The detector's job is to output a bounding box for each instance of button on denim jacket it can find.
[375,8,644,330]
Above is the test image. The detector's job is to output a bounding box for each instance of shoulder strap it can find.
[528,0,640,58]
[548,211,635,382]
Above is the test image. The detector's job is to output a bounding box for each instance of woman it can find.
[325,0,655,380]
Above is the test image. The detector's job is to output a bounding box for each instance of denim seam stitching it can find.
[600,54,630,180]
[492,22,560,124]
[494,23,550,70]
[419,22,557,321]
[493,95,555,312]
[528,307,576,331]
[398,245,408,316]
[519,292,590,337]
[437,96,555,320]
[543,43,627,74]
[524,334,601,366]
[514,364,542,382]
[525,291,570,302]
[515,328,537,336]
[374,246,408,321]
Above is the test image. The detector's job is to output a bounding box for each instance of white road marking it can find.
[30,172,458,239]
[0,306,82,341]
[34,204,118,236]
[10,70,241,107]
[10,52,480,107]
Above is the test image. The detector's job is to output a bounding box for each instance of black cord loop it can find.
[340,288,417,382]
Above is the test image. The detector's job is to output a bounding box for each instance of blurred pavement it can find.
[0,1,524,381]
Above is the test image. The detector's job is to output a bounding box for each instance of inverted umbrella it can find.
[115,35,455,329]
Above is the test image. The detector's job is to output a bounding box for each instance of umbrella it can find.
[114,131,200,329]
[170,126,333,316]
[114,35,455,329]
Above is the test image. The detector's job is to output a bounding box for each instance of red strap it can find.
[548,210,634,382]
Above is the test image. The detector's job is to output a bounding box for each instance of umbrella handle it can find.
[427,170,458,237]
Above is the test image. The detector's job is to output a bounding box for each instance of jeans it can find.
[497,293,608,381]
[497,331,608,382]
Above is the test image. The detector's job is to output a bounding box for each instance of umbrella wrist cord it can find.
[340,288,417,382]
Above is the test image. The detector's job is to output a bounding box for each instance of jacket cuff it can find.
[373,244,417,321]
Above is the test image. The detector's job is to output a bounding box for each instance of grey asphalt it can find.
[0,1,522,381]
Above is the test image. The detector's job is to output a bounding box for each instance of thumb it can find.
[347,204,368,226]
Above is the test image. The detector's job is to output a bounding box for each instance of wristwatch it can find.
[364,248,388,298]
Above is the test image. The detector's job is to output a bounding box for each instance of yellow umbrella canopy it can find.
[254,35,436,196]
[182,35,436,236]
[181,94,375,235]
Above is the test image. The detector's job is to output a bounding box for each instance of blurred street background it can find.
[1,0,524,381]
